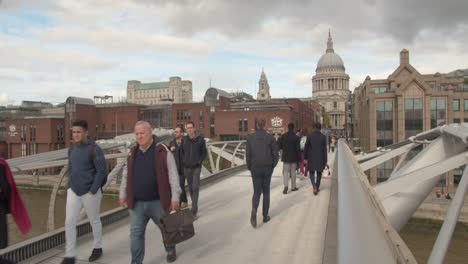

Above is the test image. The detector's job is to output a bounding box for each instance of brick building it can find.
[64,97,143,145]
[1,102,64,158]
[172,88,316,140]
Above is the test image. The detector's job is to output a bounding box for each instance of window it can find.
[57,125,64,141]
[454,118,461,123]
[21,143,27,156]
[453,99,460,111]
[405,98,423,138]
[30,143,37,155]
[199,110,204,129]
[238,119,243,132]
[373,87,388,94]
[244,119,248,132]
[464,118,468,123]
[376,100,393,147]
[465,100,468,111]
[430,98,446,128]
[20,125,26,142]
[333,102,337,108]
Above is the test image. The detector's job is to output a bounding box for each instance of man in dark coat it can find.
[169,125,188,208]
[181,121,207,218]
[246,118,279,228]
[278,123,301,194]
[304,122,328,195]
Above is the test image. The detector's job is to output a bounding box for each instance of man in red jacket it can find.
[119,121,181,263]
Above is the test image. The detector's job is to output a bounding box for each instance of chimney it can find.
[400,49,409,65]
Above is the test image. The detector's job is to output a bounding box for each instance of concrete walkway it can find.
[26,153,335,264]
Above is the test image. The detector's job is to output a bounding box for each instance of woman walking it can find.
[299,128,308,177]
[0,157,31,249]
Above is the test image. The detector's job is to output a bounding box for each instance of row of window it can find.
[372,83,468,94]
[451,99,468,111]
[238,119,248,132]
[376,98,448,146]
[21,143,37,156]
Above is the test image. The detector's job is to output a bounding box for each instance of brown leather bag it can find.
[160,209,195,245]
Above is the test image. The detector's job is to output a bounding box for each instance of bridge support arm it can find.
[428,163,468,264]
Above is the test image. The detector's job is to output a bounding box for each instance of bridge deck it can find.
[24,154,334,264]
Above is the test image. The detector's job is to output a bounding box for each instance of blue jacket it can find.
[68,140,106,195]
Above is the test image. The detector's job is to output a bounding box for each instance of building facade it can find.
[126,76,192,105]
[353,49,468,190]
[312,31,350,136]
[172,87,315,141]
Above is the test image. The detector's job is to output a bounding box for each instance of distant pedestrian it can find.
[278,123,301,194]
[304,123,328,195]
[299,128,308,177]
[330,136,337,153]
[169,125,188,209]
[181,121,207,219]
[246,118,279,228]
[63,120,107,264]
[0,158,31,250]
[119,121,181,263]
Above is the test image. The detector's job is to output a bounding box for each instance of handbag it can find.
[160,208,195,245]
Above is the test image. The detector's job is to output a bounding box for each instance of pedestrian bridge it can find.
[1,124,468,264]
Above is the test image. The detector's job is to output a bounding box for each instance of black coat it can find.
[181,135,207,168]
[246,129,279,170]
[304,130,328,171]
[169,138,184,175]
[278,130,301,162]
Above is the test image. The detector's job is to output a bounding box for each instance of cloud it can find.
[0,93,9,106]
[32,26,213,55]
[1,0,468,105]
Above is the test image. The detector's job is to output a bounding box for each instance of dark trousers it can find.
[178,171,188,203]
[251,167,273,218]
[0,204,8,249]
[184,167,201,215]
[309,170,323,190]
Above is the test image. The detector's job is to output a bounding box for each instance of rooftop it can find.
[135,82,169,90]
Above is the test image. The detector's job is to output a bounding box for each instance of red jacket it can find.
[126,143,172,211]
[0,158,31,234]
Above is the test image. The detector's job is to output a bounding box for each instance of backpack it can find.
[300,136,307,151]
[68,142,108,188]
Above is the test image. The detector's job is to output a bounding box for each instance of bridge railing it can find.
[333,139,417,264]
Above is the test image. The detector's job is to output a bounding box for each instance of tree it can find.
[323,112,331,127]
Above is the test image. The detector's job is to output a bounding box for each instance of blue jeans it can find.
[129,200,175,264]
[251,167,273,217]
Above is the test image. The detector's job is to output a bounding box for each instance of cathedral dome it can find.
[316,53,345,72]
[315,30,345,72]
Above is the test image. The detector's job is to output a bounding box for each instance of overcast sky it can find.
[1,0,467,105]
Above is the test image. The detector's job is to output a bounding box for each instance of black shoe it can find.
[61,257,76,264]
[291,187,299,192]
[250,209,257,228]
[88,248,103,262]
[166,250,177,263]
[263,216,271,223]
[283,187,288,194]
